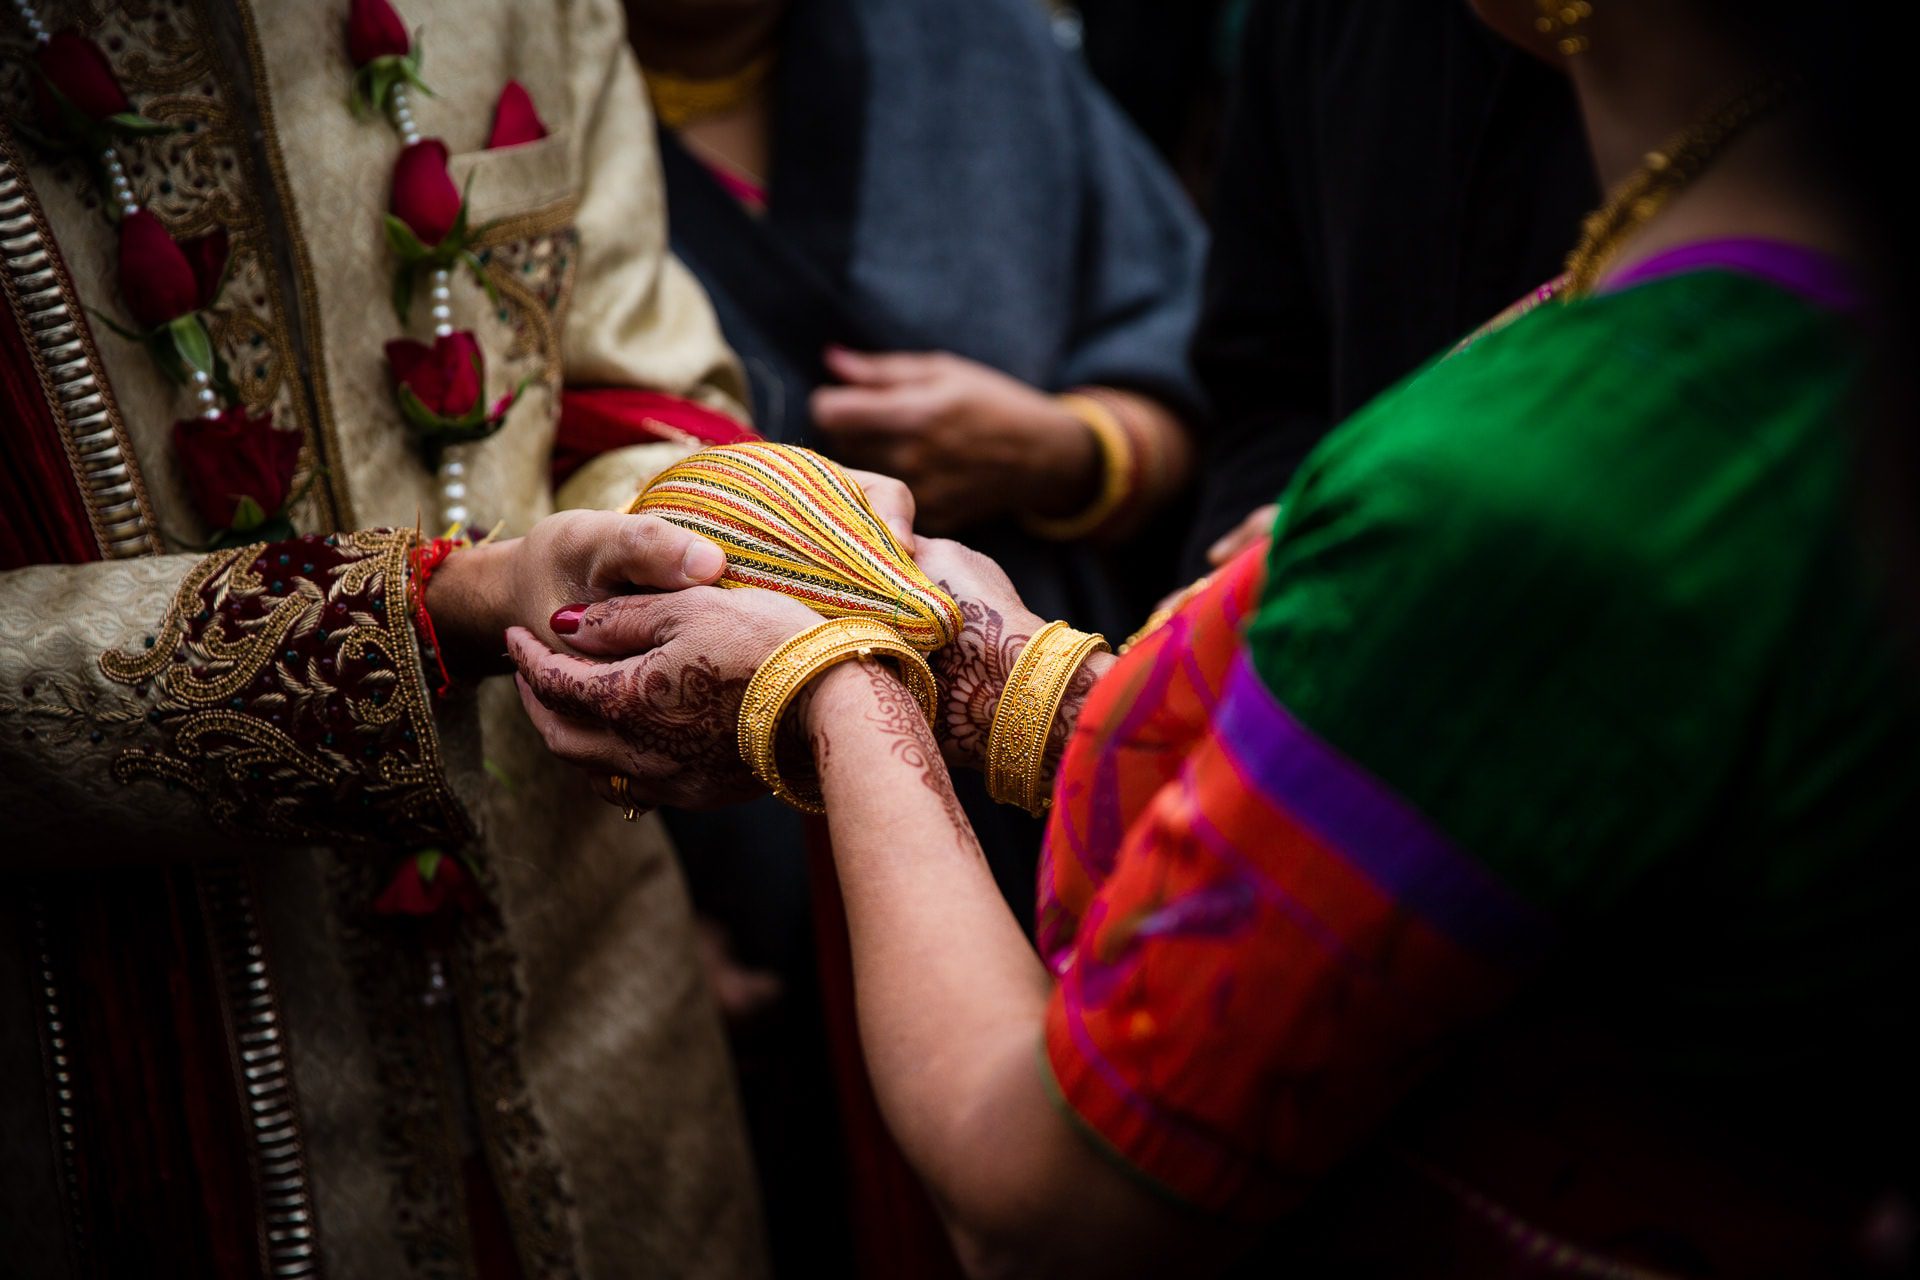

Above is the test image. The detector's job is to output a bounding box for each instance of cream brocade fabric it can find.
[0,2,764,1277]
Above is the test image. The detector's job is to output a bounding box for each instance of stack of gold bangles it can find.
[1026,392,1136,541]
[738,617,940,814]
[986,620,1109,815]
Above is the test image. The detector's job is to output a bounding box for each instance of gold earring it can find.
[1535,0,1593,56]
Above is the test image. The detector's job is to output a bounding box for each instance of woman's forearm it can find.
[802,656,1191,1277]
[1096,386,1194,502]
[804,659,1052,1199]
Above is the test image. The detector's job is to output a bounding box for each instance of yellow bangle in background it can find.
[1025,393,1134,542]
[986,620,1110,814]
[738,617,939,814]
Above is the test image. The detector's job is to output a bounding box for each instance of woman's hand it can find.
[425,509,728,675]
[911,536,1048,772]
[812,347,1098,535]
[505,586,819,811]
[1207,502,1279,567]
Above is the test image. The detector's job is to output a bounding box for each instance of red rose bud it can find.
[180,227,230,309]
[374,850,485,917]
[487,80,549,148]
[386,331,485,419]
[172,406,303,530]
[32,31,133,128]
[390,139,461,247]
[118,209,203,330]
[346,0,411,67]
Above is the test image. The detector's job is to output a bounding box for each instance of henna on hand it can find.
[927,578,1111,800]
[929,585,1036,774]
[521,648,760,808]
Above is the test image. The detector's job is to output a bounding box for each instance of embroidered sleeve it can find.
[87,527,467,848]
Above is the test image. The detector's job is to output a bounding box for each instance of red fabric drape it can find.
[1,288,102,567]
[553,386,758,485]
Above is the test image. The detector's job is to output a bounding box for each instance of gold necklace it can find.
[1562,79,1792,298]
[645,52,776,130]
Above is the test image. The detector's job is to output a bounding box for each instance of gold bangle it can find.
[1025,393,1135,542]
[737,617,940,814]
[986,620,1110,814]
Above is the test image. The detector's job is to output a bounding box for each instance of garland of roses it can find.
[8,0,311,546]
[8,0,548,926]
[346,0,531,536]
[348,0,562,933]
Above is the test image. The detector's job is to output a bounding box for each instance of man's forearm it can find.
[424,538,515,678]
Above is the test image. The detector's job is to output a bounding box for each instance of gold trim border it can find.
[0,123,163,560]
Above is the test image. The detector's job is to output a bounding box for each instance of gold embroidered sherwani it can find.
[0,2,764,1277]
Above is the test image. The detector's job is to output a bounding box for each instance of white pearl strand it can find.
[11,1,221,421]
[389,82,467,529]
[9,0,45,44]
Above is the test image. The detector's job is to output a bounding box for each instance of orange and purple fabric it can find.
[1039,545,1548,1218]
[1035,259,1916,1228]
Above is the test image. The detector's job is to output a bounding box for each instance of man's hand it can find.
[812,347,1098,534]
[424,510,727,676]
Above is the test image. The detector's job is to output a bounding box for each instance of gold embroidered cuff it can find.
[738,617,940,814]
[1025,392,1136,542]
[986,620,1110,814]
[97,528,469,846]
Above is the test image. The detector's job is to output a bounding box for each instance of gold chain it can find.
[645,52,776,130]
[1562,79,1792,298]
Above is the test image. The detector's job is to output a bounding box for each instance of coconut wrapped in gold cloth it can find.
[630,443,962,652]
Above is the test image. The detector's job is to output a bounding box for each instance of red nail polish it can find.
[550,605,585,634]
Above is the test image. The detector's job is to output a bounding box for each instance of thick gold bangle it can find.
[1025,393,1135,542]
[737,617,940,814]
[986,620,1110,814]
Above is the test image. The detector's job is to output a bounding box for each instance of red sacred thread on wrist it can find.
[409,535,466,697]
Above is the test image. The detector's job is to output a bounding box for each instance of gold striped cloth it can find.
[630,443,962,653]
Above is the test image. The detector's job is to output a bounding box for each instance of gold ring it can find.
[609,773,640,822]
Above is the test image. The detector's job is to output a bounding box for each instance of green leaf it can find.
[373,60,407,117]
[349,64,376,116]
[145,330,189,385]
[167,314,215,375]
[463,252,501,306]
[406,32,436,95]
[482,758,517,792]
[231,494,266,533]
[384,213,428,261]
[391,264,415,324]
[448,170,475,245]
[395,382,451,434]
[106,112,176,138]
[415,848,445,882]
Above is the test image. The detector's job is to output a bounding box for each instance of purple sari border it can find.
[1213,654,1555,968]
[1604,237,1860,313]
